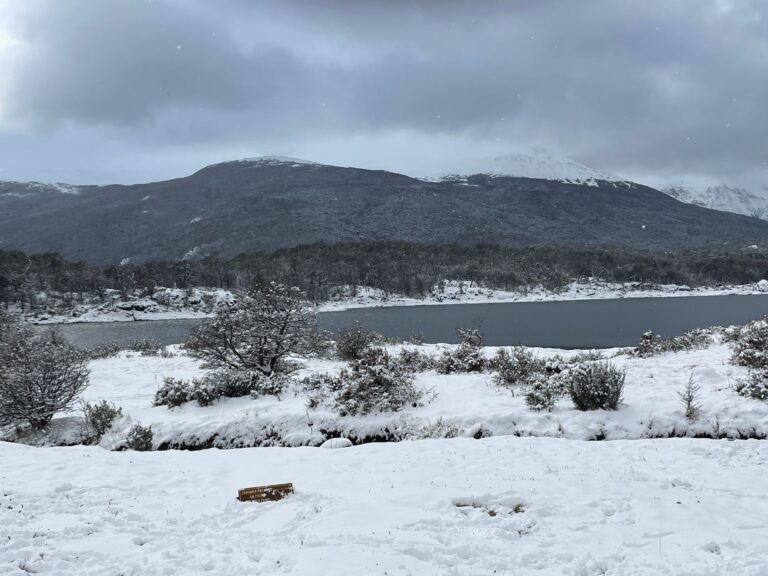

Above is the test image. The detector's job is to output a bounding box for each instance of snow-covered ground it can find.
[318,279,768,311]
[2,437,767,575]
[6,337,766,450]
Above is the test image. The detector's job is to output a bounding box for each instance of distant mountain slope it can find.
[1,157,768,264]
[661,183,768,219]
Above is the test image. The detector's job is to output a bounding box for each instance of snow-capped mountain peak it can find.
[660,182,768,218]
[438,150,630,187]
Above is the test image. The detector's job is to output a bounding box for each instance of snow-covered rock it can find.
[320,437,353,449]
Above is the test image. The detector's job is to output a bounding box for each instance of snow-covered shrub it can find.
[153,377,192,408]
[435,328,485,374]
[86,342,121,360]
[568,350,605,364]
[199,370,255,398]
[633,329,713,358]
[252,374,290,399]
[185,282,319,376]
[0,329,90,430]
[125,423,153,451]
[491,347,546,388]
[734,370,768,401]
[333,347,421,416]
[567,362,625,411]
[299,372,336,409]
[408,331,425,345]
[525,374,566,412]
[721,325,742,344]
[335,326,380,360]
[415,417,459,439]
[731,317,768,369]
[396,348,435,372]
[129,338,162,356]
[83,400,123,440]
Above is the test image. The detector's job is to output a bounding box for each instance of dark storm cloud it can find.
[0,0,766,184]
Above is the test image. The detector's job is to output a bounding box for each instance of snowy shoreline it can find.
[21,279,768,324]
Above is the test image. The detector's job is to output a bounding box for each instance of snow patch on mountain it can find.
[0,181,80,196]
[238,155,319,167]
[661,182,768,218]
[438,150,631,186]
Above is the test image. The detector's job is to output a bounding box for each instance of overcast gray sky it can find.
[0,0,766,187]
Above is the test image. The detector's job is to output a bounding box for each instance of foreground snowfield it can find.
[2,437,767,575]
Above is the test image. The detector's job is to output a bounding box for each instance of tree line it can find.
[2,242,768,310]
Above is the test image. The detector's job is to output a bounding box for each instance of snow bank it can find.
[1,437,767,575]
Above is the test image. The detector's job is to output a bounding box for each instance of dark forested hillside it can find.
[3,243,768,310]
[2,158,768,264]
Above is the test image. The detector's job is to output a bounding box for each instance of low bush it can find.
[524,374,566,412]
[125,423,153,451]
[396,348,435,372]
[568,350,605,364]
[567,362,625,411]
[86,342,121,360]
[335,326,380,361]
[720,325,742,344]
[731,317,768,369]
[415,417,459,439]
[128,338,163,356]
[333,347,421,416]
[299,372,336,409]
[633,329,713,358]
[435,328,485,374]
[84,400,123,440]
[252,374,290,399]
[491,347,546,388]
[734,370,768,401]
[153,377,192,408]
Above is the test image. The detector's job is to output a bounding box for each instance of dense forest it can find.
[2,242,768,310]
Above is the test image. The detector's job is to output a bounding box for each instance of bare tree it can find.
[184,282,318,376]
[1,329,90,430]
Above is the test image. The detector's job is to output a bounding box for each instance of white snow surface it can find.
[2,437,767,575]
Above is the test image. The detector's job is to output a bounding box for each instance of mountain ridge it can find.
[1,157,767,265]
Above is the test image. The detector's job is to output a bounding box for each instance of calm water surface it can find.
[44,294,768,349]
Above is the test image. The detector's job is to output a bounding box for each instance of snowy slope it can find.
[441,150,630,186]
[2,437,767,575]
[661,183,768,218]
[0,180,80,197]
